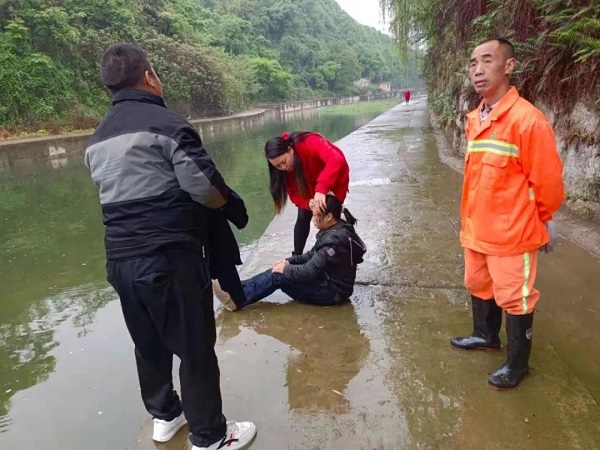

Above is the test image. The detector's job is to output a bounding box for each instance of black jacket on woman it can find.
[283,221,367,298]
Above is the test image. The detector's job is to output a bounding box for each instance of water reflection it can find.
[0,284,114,429]
[218,302,370,414]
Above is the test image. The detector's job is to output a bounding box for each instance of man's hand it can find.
[312,192,327,214]
[540,220,558,253]
[272,260,289,274]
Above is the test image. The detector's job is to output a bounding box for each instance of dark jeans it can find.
[241,269,340,308]
[106,248,226,448]
[294,207,313,255]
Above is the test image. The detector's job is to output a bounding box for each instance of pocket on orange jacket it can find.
[480,153,508,190]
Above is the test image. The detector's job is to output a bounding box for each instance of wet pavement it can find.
[135,97,600,449]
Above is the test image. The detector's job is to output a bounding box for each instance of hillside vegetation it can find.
[382,0,600,204]
[0,0,419,132]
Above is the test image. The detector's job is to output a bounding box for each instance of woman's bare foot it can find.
[212,280,238,311]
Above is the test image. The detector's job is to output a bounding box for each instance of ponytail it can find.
[323,194,358,226]
[342,207,357,226]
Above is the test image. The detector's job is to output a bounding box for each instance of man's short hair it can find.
[477,37,515,59]
[100,43,152,93]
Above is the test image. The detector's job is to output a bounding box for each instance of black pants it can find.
[106,248,226,448]
[241,269,340,308]
[294,207,313,255]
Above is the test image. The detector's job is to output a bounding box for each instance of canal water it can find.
[0,104,395,450]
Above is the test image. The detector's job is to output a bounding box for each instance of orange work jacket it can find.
[460,87,565,256]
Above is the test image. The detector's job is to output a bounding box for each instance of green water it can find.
[0,104,396,450]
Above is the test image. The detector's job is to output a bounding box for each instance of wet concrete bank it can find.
[132,98,600,449]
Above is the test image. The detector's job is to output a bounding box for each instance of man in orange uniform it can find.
[451,38,565,389]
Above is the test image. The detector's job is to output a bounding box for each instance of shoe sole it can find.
[153,418,188,442]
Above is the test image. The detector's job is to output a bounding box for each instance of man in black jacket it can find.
[85,43,256,450]
[214,196,366,311]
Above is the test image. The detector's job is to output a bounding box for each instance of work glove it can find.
[540,220,557,253]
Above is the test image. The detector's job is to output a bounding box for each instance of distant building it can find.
[353,78,371,88]
[378,81,391,92]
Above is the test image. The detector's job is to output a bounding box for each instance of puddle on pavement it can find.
[131,299,411,450]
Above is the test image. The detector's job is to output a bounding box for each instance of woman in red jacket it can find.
[265,131,350,255]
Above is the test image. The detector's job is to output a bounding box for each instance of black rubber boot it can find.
[450,295,502,351]
[488,312,534,389]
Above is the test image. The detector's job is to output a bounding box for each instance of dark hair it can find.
[265,132,313,214]
[323,194,357,226]
[100,43,152,93]
[478,37,515,59]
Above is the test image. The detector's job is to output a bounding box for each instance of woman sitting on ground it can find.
[214,195,366,311]
[265,131,350,256]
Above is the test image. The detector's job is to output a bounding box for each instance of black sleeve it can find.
[283,246,332,282]
[167,124,231,209]
[287,247,315,265]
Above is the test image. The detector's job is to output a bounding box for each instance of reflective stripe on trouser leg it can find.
[521,252,531,314]
[486,251,539,315]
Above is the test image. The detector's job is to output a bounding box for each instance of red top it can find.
[286,133,350,210]
[404,90,411,100]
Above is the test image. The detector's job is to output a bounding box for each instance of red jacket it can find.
[286,133,350,210]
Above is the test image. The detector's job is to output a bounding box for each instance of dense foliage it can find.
[0,0,415,132]
[381,0,599,125]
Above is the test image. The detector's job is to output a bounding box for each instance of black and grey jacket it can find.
[283,221,367,298]
[85,89,242,260]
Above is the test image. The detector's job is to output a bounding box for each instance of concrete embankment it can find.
[0,93,399,162]
[131,97,600,450]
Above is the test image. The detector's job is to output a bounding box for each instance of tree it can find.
[249,57,292,101]
[0,0,408,132]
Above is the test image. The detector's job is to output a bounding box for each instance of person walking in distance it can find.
[451,38,565,389]
[265,131,350,256]
[403,89,411,104]
[85,43,256,449]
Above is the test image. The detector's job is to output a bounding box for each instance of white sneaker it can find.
[192,420,257,450]
[152,413,187,442]
[212,280,238,312]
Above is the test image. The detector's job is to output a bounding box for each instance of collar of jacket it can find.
[111,88,167,108]
[466,86,520,133]
[316,220,347,241]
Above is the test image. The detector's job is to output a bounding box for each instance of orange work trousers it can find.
[464,248,540,315]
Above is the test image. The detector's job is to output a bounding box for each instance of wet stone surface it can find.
[132,98,600,449]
